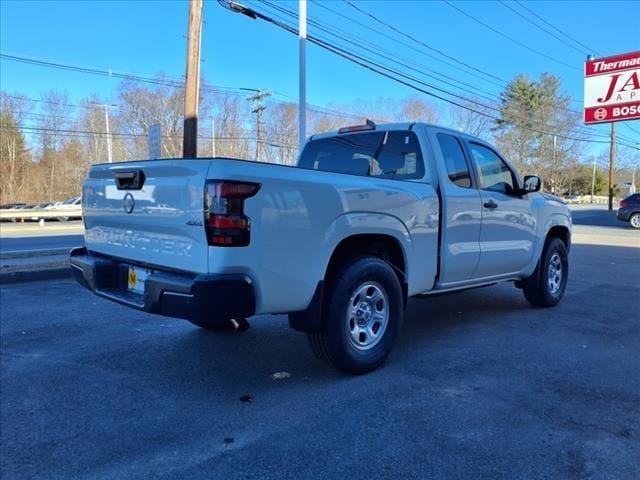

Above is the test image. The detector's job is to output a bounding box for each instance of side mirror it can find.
[523,175,541,193]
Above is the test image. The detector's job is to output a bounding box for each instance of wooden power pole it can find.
[183,0,203,158]
[608,122,616,211]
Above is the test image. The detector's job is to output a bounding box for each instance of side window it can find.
[436,133,471,188]
[468,143,516,195]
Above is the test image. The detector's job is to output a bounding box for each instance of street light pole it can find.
[298,0,307,152]
[104,105,113,163]
[591,155,597,203]
[211,118,216,157]
[608,122,616,211]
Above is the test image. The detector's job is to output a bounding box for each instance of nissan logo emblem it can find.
[123,193,135,214]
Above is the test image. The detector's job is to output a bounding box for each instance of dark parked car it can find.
[617,193,640,229]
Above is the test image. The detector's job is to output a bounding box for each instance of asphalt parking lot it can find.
[1,209,639,479]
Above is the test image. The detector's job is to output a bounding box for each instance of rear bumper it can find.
[69,247,255,322]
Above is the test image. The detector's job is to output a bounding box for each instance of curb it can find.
[0,267,72,285]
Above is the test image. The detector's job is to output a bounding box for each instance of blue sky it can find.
[1,0,639,152]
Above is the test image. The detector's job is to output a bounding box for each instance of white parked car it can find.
[50,197,82,221]
[71,122,571,373]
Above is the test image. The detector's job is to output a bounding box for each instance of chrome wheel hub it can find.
[346,282,389,351]
[547,252,563,295]
[631,215,640,228]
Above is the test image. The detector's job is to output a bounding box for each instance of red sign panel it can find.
[584,51,640,125]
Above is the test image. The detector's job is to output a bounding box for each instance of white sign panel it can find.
[584,51,640,124]
[148,123,161,159]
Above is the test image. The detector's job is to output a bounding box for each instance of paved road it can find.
[0,234,84,253]
[2,216,639,479]
[0,206,633,254]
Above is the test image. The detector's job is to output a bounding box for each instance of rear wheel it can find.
[629,213,640,229]
[521,237,568,307]
[307,256,403,374]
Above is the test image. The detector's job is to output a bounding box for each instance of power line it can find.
[258,0,501,105]
[248,2,638,145]
[258,0,504,104]
[309,0,507,88]
[311,2,594,121]
[218,1,639,150]
[497,0,590,56]
[257,1,637,145]
[2,52,375,123]
[441,0,581,71]
[0,52,257,95]
[341,0,508,85]
[513,0,601,57]
[6,125,295,148]
[1,93,111,111]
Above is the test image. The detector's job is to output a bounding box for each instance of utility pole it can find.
[552,134,557,195]
[104,105,113,163]
[591,155,597,203]
[183,0,203,158]
[298,0,307,152]
[211,118,216,157]
[608,122,616,211]
[247,90,271,161]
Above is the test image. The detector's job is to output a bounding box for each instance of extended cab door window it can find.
[436,133,472,188]
[298,131,424,180]
[468,143,517,195]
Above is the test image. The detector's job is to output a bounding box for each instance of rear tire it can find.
[522,237,568,307]
[307,256,403,374]
[629,213,640,229]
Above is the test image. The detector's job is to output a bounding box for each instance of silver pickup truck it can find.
[71,122,571,373]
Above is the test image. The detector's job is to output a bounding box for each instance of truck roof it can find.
[310,122,487,145]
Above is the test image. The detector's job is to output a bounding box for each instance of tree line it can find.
[0,72,637,204]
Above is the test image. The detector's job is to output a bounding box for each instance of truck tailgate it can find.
[82,160,212,274]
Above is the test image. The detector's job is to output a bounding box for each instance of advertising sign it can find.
[584,51,640,125]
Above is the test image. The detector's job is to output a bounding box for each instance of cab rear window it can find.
[298,131,424,180]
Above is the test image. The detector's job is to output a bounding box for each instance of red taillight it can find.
[620,199,628,208]
[205,180,260,247]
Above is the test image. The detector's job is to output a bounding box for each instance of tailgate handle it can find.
[114,170,145,190]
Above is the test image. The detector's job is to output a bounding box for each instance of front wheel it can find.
[307,257,403,374]
[629,213,640,229]
[521,237,569,307]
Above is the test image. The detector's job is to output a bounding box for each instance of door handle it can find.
[483,200,498,210]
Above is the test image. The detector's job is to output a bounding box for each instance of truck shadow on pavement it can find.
[104,243,640,397]
[1,244,639,480]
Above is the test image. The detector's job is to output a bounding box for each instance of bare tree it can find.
[264,102,298,165]
[0,93,32,203]
[37,89,74,201]
[449,99,494,139]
